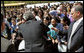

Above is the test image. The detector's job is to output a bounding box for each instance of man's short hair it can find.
[23,11,35,21]
[72,5,83,14]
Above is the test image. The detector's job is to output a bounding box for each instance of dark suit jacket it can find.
[67,20,83,52]
[1,37,16,52]
[18,20,49,52]
[1,37,11,52]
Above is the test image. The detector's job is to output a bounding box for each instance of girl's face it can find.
[60,19,64,24]
[60,19,67,26]
[38,10,42,15]
[43,19,49,25]
[44,11,47,15]
[11,20,16,25]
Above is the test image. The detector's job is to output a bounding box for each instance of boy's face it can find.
[51,19,56,27]
[11,20,16,25]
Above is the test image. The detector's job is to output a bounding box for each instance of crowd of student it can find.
[1,2,83,52]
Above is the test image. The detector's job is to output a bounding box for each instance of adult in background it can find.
[1,14,16,52]
[52,5,83,52]
[67,5,83,52]
[18,11,49,52]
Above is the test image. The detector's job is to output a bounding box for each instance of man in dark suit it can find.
[1,14,16,52]
[51,5,83,52]
[67,5,83,52]
[18,11,49,52]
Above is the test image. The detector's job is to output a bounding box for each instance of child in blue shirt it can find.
[47,18,63,44]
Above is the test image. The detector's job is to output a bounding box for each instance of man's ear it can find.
[77,11,80,16]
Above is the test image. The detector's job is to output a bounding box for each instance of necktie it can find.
[68,20,76,51]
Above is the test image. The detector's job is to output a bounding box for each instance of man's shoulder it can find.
[1,37,11,45]
[26,20,42,23]
[19,20,42,27]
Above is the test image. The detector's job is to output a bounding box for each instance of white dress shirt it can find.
[35,16,41,21]
[18,40,25,50]
[68,17,83,49]
[71,17,83,36]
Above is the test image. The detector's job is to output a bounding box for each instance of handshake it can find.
[51,27,59,32]
[51,25,69,32]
